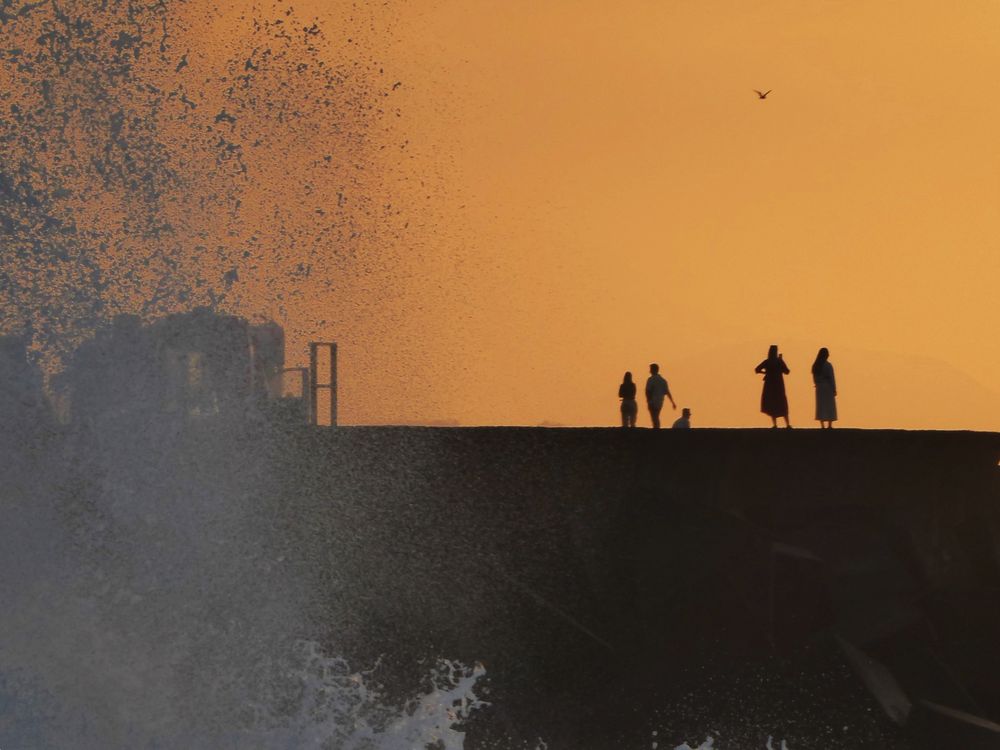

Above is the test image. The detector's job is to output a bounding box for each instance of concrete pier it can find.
[267,426,1000,747]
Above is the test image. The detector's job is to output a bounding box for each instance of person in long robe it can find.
[811,347,837,428]
[754,344,791,428]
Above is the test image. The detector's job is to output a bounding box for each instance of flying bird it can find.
[754,89,771,99]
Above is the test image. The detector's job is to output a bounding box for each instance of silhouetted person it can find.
[618,371,638,428]
[812,347,837,428]
[672,407,692,429]
[645,363,676,429]
[755,345,791,428]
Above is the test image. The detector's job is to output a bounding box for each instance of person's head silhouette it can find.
[812,347,830,376]
[682,407,691,418]
[623,371,633,384]
[768,345,779,360]
[649,363,659,375]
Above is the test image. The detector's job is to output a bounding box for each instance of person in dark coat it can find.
[618,371,637,428]
[755,344,791,428]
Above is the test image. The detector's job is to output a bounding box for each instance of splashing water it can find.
[0,0,411,371]
[671,737,790,750]
[0,635,487,749]
[0,424,489,748]
[247,641,488,750]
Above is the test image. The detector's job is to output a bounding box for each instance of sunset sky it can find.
[23,1,997,429]
[277,0,995,429]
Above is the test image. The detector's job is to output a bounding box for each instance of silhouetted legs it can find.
[621,400,637,428]
[649,403,663,429]
[770,415,792,429]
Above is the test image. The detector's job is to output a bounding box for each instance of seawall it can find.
[270,426,1000,747]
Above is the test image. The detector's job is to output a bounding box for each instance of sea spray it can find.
[245,640,487,750]
[672,738,791,750]
[0,642,489,749]
[0,411,493,749]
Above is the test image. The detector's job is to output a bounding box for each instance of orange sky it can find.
[240,1,1000,429]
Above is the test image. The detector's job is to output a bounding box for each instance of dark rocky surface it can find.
[262,426,1000,748]
[7,421,996,747]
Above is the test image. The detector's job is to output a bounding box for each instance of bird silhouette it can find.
[754,89,772,99]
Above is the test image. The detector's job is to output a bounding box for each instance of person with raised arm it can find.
[755,345,791,428]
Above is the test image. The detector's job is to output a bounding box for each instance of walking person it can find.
[812,347,837,428]
[618,371,638,428]
[645,363,676,429]
[754,345,791,428]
